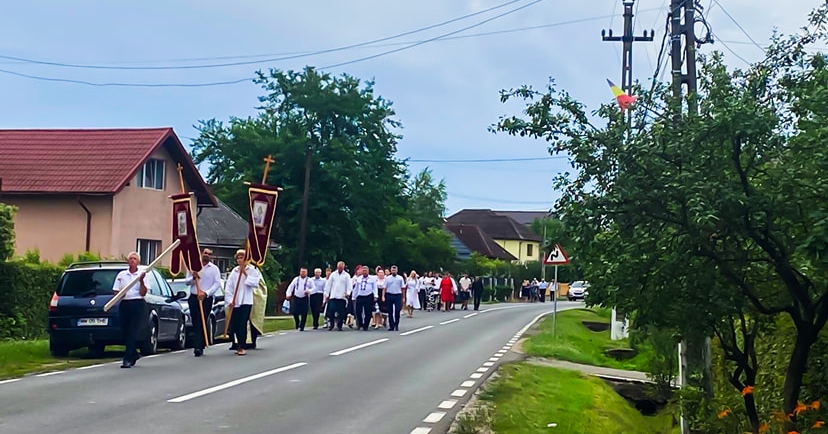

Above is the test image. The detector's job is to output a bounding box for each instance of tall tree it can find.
[0,203,16,261]
[191,66,408,270]
[493,5,828,431]
[405,167,447,231]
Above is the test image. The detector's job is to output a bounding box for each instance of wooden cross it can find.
[176,164,186,194]
[261,154,275,184]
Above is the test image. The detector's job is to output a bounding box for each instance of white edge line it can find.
[438,399,458,409]
[400,325,433,336]
[77,364,106,370]
[451,389,467,397]
[461,380,476,388]
[423,411,447,423]
[470,373,483,379]
[439,318,459,325]
[0,378,21,385]
[168,362,306,403]
[410,427,432,434]
[330,338,389,356]
[36,371,64,377]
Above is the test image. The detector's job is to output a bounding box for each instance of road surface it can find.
[0,301,580,434]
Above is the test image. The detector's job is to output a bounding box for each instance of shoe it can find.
[337,327,343,331]
[194,349,203,357]
[313,326,319,330]
[328,325,334,331]
[120,359,133,369]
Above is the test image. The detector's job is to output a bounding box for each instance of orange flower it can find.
[788,431,800,434]
[813,420,825,429]
[794,402,809,416]
[813,401,821,411]
[759,422,770,433]
[718,408,732,419]
[742,385,755,396]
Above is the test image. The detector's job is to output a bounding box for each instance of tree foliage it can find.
[405,167,447,231]
[0,203,16,262]
[494,5,828,431]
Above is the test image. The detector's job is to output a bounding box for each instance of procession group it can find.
[113,247,488,367]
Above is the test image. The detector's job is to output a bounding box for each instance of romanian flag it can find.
[607,79,637,112]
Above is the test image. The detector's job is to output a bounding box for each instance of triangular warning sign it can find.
[543,243,570,265]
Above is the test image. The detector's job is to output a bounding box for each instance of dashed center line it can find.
[400,325,433,336]
[439,318,459,325]
[329,338,389,356]
[168,362,306,403]
[463,313,478,318]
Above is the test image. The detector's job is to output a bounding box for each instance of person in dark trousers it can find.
[383,265,405,331]
[286,267,313,331]
[352,266,378,331]
[472,275,485,311]
[225,249,261,356]
[309,268,326,329]
[184,248,222,357]
[112,252,150,369]
[324,261,351,331]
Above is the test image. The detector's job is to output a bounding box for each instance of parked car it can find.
[567,280,590,301]
[166,278,227,346]
[48,261,189,357]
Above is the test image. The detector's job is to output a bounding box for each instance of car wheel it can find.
[49,340,69,357]
[171,319,186,351]
[141,320,159,355]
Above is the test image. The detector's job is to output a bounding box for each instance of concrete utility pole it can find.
[602,0,655,97]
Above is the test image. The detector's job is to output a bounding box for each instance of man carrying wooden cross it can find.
[184,248,221,357]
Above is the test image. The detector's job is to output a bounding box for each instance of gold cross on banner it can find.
[262,154,276,184]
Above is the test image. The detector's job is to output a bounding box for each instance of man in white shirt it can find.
[286,267,313,331]
[459,274,472,310]
[324,261,351,331]
[112,252,150,369]
[383,265,405,331]
[184,248,222,357]
[352,266,378,331]
[309,268,326,330]
[225,249,261,356]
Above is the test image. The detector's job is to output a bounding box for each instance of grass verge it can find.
[523,308,654,372]
[262,317,300,333]
[476,363,677,434]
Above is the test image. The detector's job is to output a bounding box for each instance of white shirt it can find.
[287,275,313,298]
[384,274,405,295]
[224,264,261,307]
[112,269,150,301]
[184,262,222,297]
[325,270,352,300]
[310,276,326,295]
[459,277,472,291]
[352,275,378,298]
[407,277,419,292]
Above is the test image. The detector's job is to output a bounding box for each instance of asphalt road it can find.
[0,301,581,434]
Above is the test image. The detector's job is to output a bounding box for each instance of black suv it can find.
[48,261,189,357]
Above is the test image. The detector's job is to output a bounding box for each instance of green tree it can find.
[405,167,447,231]
[378,217,455,273]
[493,5,828,431]
[0,203,16,262]
[191,67,407,271]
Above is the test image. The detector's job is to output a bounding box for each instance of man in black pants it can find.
[352,266,378,331]
[286,267,313,331]
[309,268,326,330]
[472,275,485,311]
[324,261,351,331]
[383,265,405,331]
[112,252,151,369]
[184,248,222,357]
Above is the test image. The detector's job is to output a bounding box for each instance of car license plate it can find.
[78,318,108,326]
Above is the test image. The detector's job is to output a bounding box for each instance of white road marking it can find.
[439,319,459,325]
[168,362,306,403]
[144,354,162,359]
[495,351,505,356]
[488,357,499,362]
[451,389,467,397]
[423,412,446,423]
[480,306,522,313]
[410,428,431,434]
[438,399,458,409]
[400,325,433,336]
[470,373,483,379]
[0,379,20,385]
[463,313,478,318]
[36,371,63,377]
[279,332,287,336]
[77,364,106,370]
[502,346,511,350]
[461,380,475,388]
[329,338,389,356]
[476,367,489,373]
[483,362,495,367]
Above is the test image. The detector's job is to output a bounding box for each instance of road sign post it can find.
[544,244,570,339]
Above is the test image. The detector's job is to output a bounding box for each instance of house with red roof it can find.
[446,209,544,264]
[0,128,216,265]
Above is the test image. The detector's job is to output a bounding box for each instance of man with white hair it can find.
[309,268,326,330]
[112,251,150,369]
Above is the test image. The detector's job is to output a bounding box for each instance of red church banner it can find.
[246,183,280,266]
[170,192,203,276]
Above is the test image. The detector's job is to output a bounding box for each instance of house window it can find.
[137,159,165,190]
[527,243,534,258]
[136,239,161,265]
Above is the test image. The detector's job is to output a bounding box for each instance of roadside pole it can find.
[544,243,569,340]
[553,264,558,338]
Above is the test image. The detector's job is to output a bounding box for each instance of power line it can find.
[0,0,528,71]
[709,30,752,66]
[710,0,764,53]
[408,156,565,163]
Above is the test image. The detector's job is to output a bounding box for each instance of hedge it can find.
[0,261,64,339]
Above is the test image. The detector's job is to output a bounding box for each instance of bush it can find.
[493,285,512,302]
[0,261,64,339]
[0,203,16,262]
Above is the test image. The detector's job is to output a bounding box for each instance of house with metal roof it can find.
[445,209,543,264]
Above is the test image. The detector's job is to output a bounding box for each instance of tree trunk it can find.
[783,329,814,426]
[296,144,312,269]
[744,393,760,434]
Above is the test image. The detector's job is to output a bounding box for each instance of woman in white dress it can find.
[405,271,421,317]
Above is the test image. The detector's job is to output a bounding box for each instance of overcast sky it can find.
[0,0,820,215]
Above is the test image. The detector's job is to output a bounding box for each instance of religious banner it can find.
[170,192,203,276]
[245,183,280,266]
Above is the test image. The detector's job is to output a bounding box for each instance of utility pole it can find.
[670,0,699,114]
[602,0,655,100]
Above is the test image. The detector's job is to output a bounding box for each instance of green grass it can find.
[524,308,654,372]
[480,363,678,434]
[262,317,300,333]
[0,340,120,380]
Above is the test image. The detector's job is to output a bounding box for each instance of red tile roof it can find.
[0,128,215,206]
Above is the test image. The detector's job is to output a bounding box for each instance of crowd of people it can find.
[283,261,486,332]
